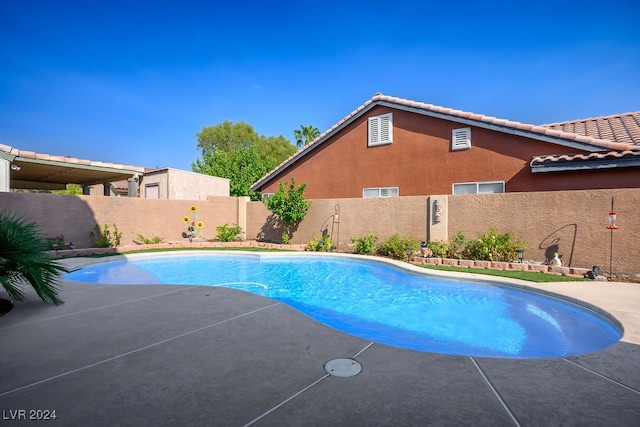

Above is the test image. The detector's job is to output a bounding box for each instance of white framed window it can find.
[452,181,504,195]
[261,193,274,201]
[368,113,393,146]
[452,127,471,150]
[363,187,399,198]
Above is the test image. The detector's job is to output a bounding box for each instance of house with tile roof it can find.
[251,94,639,199]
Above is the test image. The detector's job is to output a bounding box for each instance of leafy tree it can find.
[265,178,311,243]
[193,121,296,199]
[256,135,296,170]
[294,125,321,149]
[0,210,68,305]
[51,184,82,195]
[193,146,268,201]
[196,121,260,155]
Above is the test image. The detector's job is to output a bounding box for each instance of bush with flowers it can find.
[45,235,75,251]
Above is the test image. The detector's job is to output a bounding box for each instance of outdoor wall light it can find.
[405,246,413,261]
[516,249,524,263]
[10,164,20,171]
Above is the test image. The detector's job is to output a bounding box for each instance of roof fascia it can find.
[15,156,143,176]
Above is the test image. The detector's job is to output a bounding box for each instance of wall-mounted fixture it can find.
[434,199,442,223]
[10,164,20,171]
[606,197,618,279]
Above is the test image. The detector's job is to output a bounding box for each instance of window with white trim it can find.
[452,181,504,195]
[368,113,393,146]
[451,127,471,150]
[261,193,274,201]
[363,187,399,198]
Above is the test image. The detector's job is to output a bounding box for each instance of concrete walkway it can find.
[1,256,639,426]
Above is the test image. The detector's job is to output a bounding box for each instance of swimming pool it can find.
[63,252,622,358]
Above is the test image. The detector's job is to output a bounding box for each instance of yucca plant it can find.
[0,210,68,306]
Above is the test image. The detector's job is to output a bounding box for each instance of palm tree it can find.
[0,210,68,309]
[294,125,321,150]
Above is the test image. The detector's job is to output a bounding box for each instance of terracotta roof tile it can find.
[531,149,640,166]
[542,111,640,147]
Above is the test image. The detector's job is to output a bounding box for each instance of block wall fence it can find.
[1,188,638,275]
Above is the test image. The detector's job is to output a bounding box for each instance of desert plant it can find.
[0,210,68,305]
[265,178,311,243]
[351,233,378,255]
[133,233,164,245]
[427,240,449,258]
[306,235,333,252]
[462,229,525,262]
[90,223,122,248]
[378,234,419,260]
[215,223,244,242]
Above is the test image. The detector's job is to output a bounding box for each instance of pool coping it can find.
[59,250,640,345]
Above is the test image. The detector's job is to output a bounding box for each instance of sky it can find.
[1,0,639,171]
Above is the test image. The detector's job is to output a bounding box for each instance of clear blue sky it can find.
[1,0,639,171]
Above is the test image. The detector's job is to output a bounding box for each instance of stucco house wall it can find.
[253,95,638,199]
[141,168,229,200]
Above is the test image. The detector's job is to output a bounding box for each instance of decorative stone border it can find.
[411,256,606,281]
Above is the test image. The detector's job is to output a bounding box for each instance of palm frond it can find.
[0,210,68,305]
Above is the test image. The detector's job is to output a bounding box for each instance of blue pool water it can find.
[64,253,622,358]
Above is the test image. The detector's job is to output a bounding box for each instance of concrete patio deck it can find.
[1,254,639,426]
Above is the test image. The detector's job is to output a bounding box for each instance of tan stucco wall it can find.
[246,196,429,246]
[0,193,239,248]
[247,189,639,275]
[1,188,638,274]
[447,188,639,276]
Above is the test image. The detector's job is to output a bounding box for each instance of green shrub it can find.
[447,231,466,259]
[215,223,244,242]
[351,233,378,255]
[462,229,525,262]
[90,223,122,248]
[427,240,449,258]
[306,235,333,252]
[134,233,164,245]
[378,234,419,260]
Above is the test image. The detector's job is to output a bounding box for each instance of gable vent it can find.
[452,127,471,150]
[368,113,393,146]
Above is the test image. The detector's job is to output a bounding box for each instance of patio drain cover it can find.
[324,358,362,377]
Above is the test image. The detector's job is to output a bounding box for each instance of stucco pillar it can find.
[427,195,448,242]
[237,196,250,237]
[0,158,9,192]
